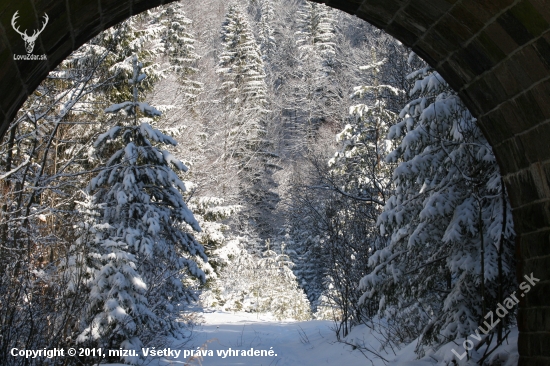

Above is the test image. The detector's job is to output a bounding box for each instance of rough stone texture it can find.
[0,0,549,363]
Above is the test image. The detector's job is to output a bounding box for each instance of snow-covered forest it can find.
[0,0,518,365]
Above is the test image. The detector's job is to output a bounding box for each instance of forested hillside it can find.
[0,1,517,365]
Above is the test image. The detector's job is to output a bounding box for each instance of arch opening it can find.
[0,0,549,364]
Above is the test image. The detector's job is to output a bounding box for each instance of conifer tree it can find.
[361,61,516,352]
[98,15,165,101]
[216,4,278,242]
[257,0,276,58]
[285,224,325,309]
[295,1,336,58]
[216,3,269,161]
[160,2,203,100]
[308,58,405,336]
[217,4,268,136]
[76,56,206,362]
[292,0,339,146]
[257,241,311,320]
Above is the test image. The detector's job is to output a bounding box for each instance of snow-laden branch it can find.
[403,255,447,276]
[305,185,385,205]
[0,158,30,181]
[358,250,408,304]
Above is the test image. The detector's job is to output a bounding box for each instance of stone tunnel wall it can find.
[0,0,549,363]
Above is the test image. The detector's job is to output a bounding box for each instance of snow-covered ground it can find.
[184,310,372,365]
[107,310,519,366]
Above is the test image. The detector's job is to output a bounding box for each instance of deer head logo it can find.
[11,11,48,54]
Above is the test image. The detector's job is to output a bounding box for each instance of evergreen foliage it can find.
[160,3,203,99]
[257,0,276,58]
[0,2,520,362]
[75,56,206,362]
[216,4,278,244]
[295,2,336,58]
[361,60,516,352]
[217,4,268,116]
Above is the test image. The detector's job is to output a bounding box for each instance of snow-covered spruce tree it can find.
[160,2,203,100]
[256,241,311,320]
[217,3,268,148]
[360,61,516,353]
[292,0,340,146]
[213,237,258,311]
[283,223,326,311]
[70,211,150,364]
[189,196,241,302]
[78,56,206,362]
[295,1,336,58]
[216,4,279,242]
[257,0,276,59]
[97,11,166,103]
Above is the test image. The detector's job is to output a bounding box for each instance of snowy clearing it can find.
[105,311,518,366]
[170,311,369,365]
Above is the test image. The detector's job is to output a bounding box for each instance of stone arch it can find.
[0,1,549,363]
